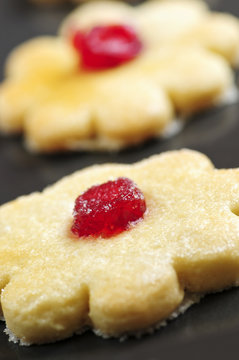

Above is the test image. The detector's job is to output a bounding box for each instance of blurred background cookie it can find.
[0,0,238,153]
[29,0,137,5]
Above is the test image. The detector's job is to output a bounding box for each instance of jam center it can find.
[72,24,143,70]
[71,177,146,238]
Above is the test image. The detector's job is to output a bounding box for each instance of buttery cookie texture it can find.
[30,0,133,4]
[0,0,239,152]
[1,149,239,345]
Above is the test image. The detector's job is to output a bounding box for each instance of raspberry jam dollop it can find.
[71,177,146,238]
[72,24,143,70]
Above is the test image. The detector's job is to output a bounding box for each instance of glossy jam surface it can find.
[72,25,143,70]
[71,177,146,238]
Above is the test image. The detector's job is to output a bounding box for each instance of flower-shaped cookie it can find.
[30,0,132,4]
[0,0,239,152]
[31,0,135,4]
[1,149,239,345]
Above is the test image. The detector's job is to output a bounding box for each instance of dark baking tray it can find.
[1,0,239,359]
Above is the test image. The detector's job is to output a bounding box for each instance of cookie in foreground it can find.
[0,0,239,152]
[1,149,239,345]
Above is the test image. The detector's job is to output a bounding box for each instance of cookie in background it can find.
[29,0,137,5]
[0,0,238,152]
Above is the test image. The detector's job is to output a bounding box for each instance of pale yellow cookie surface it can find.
[30,0,135,4]
[0,0,239,152]
[1,149,239,344]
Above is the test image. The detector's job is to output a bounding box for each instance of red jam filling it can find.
[71,177,146,238]
[72,24,143,70]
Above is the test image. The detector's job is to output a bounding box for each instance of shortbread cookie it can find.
[2,149,239,345]
[30,0,135,4]
[0,0,239,152]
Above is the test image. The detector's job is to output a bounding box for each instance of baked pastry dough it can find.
[2,149,239,345]
[0,0,238,152]
[30,0,135,4]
